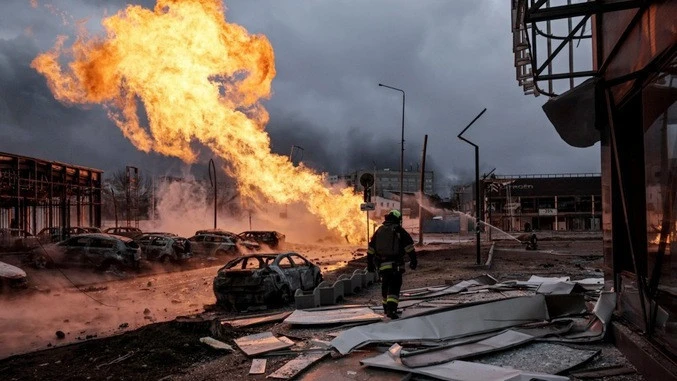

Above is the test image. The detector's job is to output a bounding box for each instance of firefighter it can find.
[367,209,417,319]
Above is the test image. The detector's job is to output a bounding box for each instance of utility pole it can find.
[418,135,428,245]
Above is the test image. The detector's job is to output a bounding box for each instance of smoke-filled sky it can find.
[0,0,600,195]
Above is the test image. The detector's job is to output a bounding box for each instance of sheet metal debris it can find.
[401,274,497,300]
[249,359,267,375]
[331,295,549,355]
[536,282,586,295]
[234,332,294,356]
[400,330,534,368]
[221,311,292,328]
[267,352,329,379]
[199,337,234,351]
[284,307,383,326]
[361,345,568,381]
[399,321,574,368]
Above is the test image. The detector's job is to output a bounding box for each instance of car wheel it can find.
[33,255,48,269]
[159,255,170,263]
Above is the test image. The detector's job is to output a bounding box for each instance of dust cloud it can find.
[0,266,216,359]
[141,176,358,244]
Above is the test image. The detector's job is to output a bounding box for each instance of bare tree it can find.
[101,168,152,222]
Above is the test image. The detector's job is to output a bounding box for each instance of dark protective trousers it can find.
[380,269,403,315]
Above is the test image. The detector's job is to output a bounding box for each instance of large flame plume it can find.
[32,0,368,242]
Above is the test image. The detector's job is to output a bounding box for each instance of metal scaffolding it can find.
[0,152,103,234]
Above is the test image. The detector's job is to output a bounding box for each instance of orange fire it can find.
[32,0,367,242]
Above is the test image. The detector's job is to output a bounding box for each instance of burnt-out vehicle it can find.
[237,231,285,249]
[193,229,260,252]
[0,260,27,290]
[187,233,237,257]
[0,228,40,252]
[30,233,142,271]
[103,226,143,239]
[37,226,102,243]
[213,252,322,310]
[137,234,191,263]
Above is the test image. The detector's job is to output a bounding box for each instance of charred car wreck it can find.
[213,253,322,311]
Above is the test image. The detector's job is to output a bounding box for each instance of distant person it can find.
[367,209,417,319]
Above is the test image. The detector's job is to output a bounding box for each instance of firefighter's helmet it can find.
[385,209,402,222]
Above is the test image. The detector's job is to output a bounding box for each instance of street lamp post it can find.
[208,158,217,229]
[457,108,487,265]
[378,83,405,214]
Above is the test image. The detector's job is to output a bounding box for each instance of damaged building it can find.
[511,0,676,378]
[483,173,602,232]
[0,151,103,233]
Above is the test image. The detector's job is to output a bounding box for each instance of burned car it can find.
[103,226,143,239]
[187,233,237,257]
[31,233,142,271]
[0,260,27,290]
[238,231,285,249]
[137,234,191,263]
[213,252,322,310]
[191,229,259,254]
[37,226,102,243]
[0,228,40,252]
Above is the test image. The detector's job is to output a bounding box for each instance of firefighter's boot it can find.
[386,301,399,319]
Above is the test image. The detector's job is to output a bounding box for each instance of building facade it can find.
[483,174,601,232]
[511,0,676,375]
[331,169,434,196]
[0,152,103,233]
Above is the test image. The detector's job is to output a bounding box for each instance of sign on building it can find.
[539,208,557,216]
[360,202,375,211]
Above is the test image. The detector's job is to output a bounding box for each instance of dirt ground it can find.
[0,238,645,381]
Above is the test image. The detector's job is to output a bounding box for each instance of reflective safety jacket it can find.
[367,221,416,271]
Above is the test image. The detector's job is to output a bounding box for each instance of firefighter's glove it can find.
[409,259,418,270]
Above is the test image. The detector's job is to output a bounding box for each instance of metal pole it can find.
[418,135,428,246]
[475,146,480,264]
[457,108,487,266]
[378,83,406,214]
[400,92,405,215]
[208,158,217,229]
[111,187,118,228]
[366,210,370,243]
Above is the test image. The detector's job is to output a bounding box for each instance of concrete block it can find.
[364,270,377,286]
[353,269,368,289]
[318,280,344,306]
[338,273,361,295]
[294,287,321,309]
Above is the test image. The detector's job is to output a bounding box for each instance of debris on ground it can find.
[0,241,646,381]
[199,337,233,351]
[234,332,295,356]
[248,358,267,374]
[267,352,330,379]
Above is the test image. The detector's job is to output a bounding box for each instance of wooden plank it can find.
[249,359,267,375]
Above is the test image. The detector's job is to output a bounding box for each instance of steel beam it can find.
[526,0,643,23]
